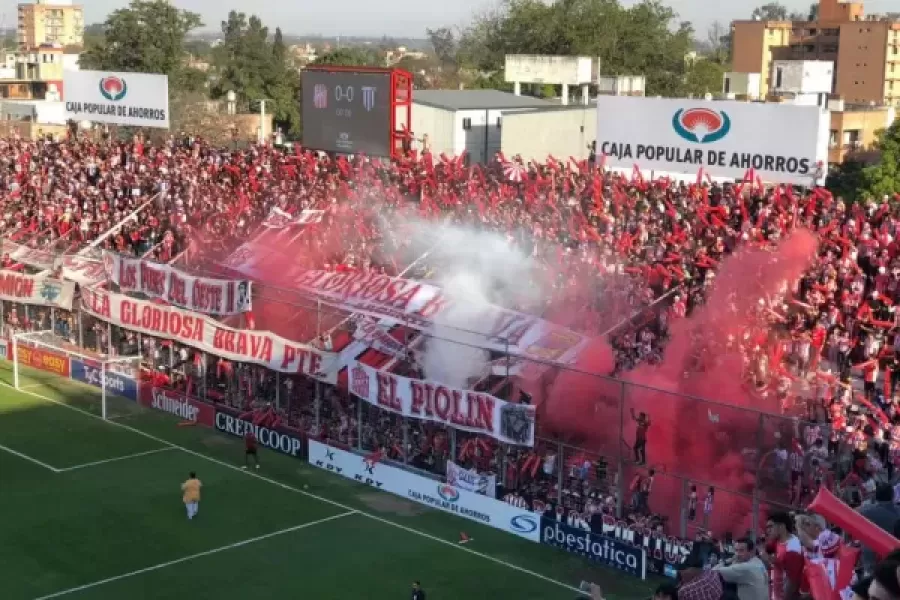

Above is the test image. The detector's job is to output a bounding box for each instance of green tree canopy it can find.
[861,120,900,200]
[210,12,301,134]
[80,0,205,93]
[751,2,789,20]
[454,0,702,97]
[312,47,384,68]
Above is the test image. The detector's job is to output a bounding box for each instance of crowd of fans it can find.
[4,131,900,576]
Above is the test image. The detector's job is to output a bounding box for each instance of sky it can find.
[1,0,898,38]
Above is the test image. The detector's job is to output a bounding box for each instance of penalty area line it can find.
[0,442,61,472]
[32,510,357,599]
[56,447,176,472]
[4,382,582,597]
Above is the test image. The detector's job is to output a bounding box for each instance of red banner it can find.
[138,385,214,427]
[15,344,71,377]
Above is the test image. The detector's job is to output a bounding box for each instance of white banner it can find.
[348,360,535,446]
[3,241,106,286]
[102,251,252,316]
[309,440,541,542]
[352,315,407,359]
[80,287,337,382]
[447,461,497,497]
[262,207,324,229]
[63,70,169,129]
[596,96,829,185]
[220,256,588,373]
[0,271,76,310]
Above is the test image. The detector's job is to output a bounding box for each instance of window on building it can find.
[462,117,472,130]
[829,130,838,147]
[843,130,861,146]
[496,116,501,129]
[775,67,784,88]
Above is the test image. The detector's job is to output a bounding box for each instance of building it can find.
[411,90,554,164]
[500,105,596,163]
[17,0,84,50]
[731,0,900,104]
[827,100,897,164]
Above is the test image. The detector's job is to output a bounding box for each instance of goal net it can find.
[12,330,143,421]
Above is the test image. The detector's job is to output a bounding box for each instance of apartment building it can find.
[732,0,900,105]
[17,0,84,50]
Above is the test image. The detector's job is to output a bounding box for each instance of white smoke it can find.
[399,219,543,389]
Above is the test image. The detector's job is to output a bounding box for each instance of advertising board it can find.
[301,69,392,156]
[215,407,305,458]
[15,344,70,377]
[63,70,170,128]
[0,339,7,360]
[596,96,828,185]
[71,359,139,402]
[540,517,647,580]
[309,440,541,542]
[137,386,214,426]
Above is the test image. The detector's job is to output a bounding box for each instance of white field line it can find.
[33,511,357,599]
[3,382,581,596]
[57,447,176,472]
[0,442,61,472]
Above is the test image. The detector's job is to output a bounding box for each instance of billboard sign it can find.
[214,407,305,458]
[71,359,139,402]
[596,96,828,185]
[63,70,170,128]
[301,70,391,156]
[540,518,647,579]
[309,440,541,542]
[15,344,70,377]
[139,386,214,426]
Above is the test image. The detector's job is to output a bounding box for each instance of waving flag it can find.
[503,162,528,183]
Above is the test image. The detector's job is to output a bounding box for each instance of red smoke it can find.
[537,230,818,534]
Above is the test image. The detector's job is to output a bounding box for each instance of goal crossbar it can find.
[12,330,142,420]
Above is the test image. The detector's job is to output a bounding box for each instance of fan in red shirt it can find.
[243,430,259,470]
[762,512,805,600]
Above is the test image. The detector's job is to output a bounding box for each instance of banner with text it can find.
[348,360,535,447]
[447,461,497,496]
[220,258,589,375]
[103,251,252,315]
[64,70,169,129]
[540,517,647,579]
[0,271,76,310]
[309,440,541,542]
[3,241,106,286]
[138,386,214,427]
[351,315,407,359]
[262,207,325,228]
[15,344,70,377]
[80,287,337,382]
[71,359,139,402]
[596,96,828,185]
[215,405,305,458]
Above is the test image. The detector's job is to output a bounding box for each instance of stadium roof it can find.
[413,89,554,111]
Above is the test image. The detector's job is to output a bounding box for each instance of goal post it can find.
[12,330,142,420]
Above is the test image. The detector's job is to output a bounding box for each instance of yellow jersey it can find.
[181,478,201,503]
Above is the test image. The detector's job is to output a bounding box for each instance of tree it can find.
[211,12,301,134]
[684,59,726,97]
[808,2,820,20]
[706,21,731,64]
[751,2,789,20]
[312,47,383,67]
[861,121,900,200]
[825,159,866,203]
[80,0,205,93]
[427,27,459,71]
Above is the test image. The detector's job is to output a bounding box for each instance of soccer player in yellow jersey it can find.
[181,471,202,520]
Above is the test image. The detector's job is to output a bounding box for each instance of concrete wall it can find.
[410,102,455,157]
[501,107,596,163]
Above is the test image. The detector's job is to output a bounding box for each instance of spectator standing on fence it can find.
[713,538,769,600]
[631,408,650,465]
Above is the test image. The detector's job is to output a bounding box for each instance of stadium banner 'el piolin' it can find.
[102,251,252,316]
[138,386,214,426]
[2,241,106,286]
[71,359,139,402]
[540,517,647,580]
[63,70,169,129]
[0,271,75,310]
[596,96,828,185]
[348,360,536,447]
[309,440,542,542]
[80,287,337,382]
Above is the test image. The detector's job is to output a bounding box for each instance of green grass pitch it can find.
[0,362,657,600]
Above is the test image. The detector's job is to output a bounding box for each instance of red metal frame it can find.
[305,65,412,159]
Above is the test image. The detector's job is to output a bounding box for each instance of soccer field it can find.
[0,363,657,600]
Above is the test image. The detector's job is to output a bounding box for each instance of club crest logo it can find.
[437,484,460,502]
[99,76,127,101]
[672,108,730,144]
[349,365,371,399]
[40,280,61,302]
